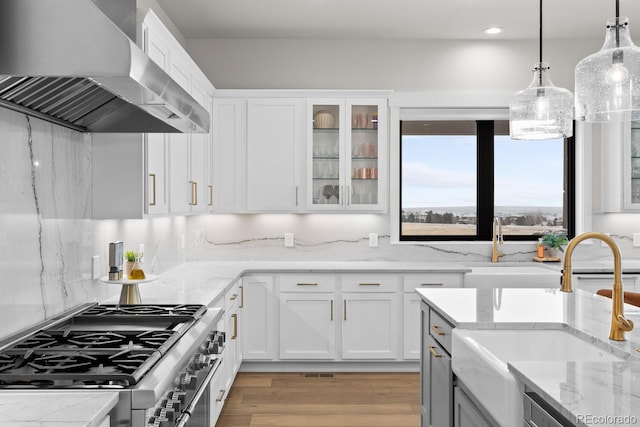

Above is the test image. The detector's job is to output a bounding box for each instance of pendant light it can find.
[510,0,573,140]
[575,0,640,122]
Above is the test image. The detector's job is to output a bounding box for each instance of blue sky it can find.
[402,135,564,208]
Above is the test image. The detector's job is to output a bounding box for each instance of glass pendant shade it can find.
[510,62,574,140]
[575,17,640,122]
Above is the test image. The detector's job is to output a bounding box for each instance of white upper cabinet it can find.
[212,99,246,213]
[246,98,304,212]
[306,98,387,212]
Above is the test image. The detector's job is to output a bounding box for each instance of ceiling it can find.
[156,0,640,41]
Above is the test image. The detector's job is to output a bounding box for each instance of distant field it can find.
[401,223,564,236]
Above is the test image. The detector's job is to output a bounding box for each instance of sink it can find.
[452,329,624,427]
[464,265,561,288]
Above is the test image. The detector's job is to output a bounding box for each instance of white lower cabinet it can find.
[280,293,337,359]
[241,275,276,360]
[403,293,422,359]
[279,274,337,359]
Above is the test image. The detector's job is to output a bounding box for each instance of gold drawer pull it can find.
[239,285,244,308]
[420,283,443,286]
[296,283,318,286]
[208,185,213,206]
[330,300,334,321]
[149,173,156,206]
[232,313,238,340]
[216,389,225,402]
[431,325,446,336]
[428,345,442,358]
[359,283,381,286]
[229,294,238,301]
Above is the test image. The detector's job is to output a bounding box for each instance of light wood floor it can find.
[216,372,420,427]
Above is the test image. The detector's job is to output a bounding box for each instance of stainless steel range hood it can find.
[0,0,210,133]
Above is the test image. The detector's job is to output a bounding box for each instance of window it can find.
[399,120,574,241]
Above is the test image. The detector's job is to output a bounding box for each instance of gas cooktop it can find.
[0,303,208,388]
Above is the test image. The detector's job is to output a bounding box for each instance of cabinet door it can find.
[212,99,246,212]
[279,293,337,359]
[246,99,303,211]
[421,304,453,427]
[225,302,241,388]
[453,387,492,427]
[307,100,345,210]
[168,132,190,213]
[403,293,421,360]
[341,292,400,359]
[346,99,387,211]
[189,80,211,213]
[241,275,275,360]
[145,133,168,215]
[624,123,640,209]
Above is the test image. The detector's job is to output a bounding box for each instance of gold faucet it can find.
[561,231,634,341]
[491,217,504,263]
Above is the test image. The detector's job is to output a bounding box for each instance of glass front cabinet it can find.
[306,98,387,211]
[625,121,640,210]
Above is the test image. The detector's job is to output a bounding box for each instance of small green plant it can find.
[541,232,569,249]
[125,250,137,262]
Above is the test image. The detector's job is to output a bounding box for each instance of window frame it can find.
[398,119,575,242]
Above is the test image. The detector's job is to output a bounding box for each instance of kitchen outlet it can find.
[634,233,640,247]
[284,233,294,248]
[369,233,378,248]
[91,255,100,280]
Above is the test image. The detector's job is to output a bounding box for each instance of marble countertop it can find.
[510,361,640,427]
[104,260,471,306]
[417,286,640,425]
[0,391,118,426]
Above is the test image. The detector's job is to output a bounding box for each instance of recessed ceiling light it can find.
[483,27,504,35]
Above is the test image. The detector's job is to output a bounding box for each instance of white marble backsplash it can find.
[0,108,110,338]
[186,214,640,263]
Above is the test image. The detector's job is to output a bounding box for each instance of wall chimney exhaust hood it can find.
[0,0,210,133]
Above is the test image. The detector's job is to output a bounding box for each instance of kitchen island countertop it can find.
[417,286,640,426]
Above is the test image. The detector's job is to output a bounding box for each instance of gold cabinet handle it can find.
[208,185,213,206]
[229,294,238,301]
[428,345,442,358]
[189,181,196,205]
[149,173,156,206]
[359,283,380,286]
[239,285,244,308]
[194,181,198,205]
[232,313,238,340]
[344,300,347,321]
[330,299,334,321]
[296,283,318,286]
[421,283,443,287]
[215,389,225,402]
[431,325,446,336]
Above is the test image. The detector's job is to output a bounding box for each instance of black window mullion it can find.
[477,121,494,240]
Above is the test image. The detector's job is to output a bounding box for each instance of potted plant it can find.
[124,250,137,277]
[541,232,569,258]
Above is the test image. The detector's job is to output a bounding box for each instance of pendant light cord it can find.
[539,0,543,63]
[538,0,543,86]
[615,0,620,47]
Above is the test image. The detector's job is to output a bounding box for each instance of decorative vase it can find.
[124,261,135,277]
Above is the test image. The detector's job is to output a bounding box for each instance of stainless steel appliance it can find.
[0,0,209,134]
[0,303,225,427]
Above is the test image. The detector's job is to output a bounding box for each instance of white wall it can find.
[186,38,599,91]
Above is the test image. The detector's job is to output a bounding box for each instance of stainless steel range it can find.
[0,303,225,427]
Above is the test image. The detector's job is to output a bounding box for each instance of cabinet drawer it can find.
[279,274,336,292]
[429,309,453,353]
[403,273,463,293]
[341,274,401,292]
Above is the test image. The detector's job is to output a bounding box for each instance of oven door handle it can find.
[175,357,223,427]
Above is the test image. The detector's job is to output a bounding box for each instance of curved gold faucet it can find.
[561,231,634,341]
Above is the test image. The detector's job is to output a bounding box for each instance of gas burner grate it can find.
[79,304,207,321]
[0,348,160,387]
[11,330,178,352]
